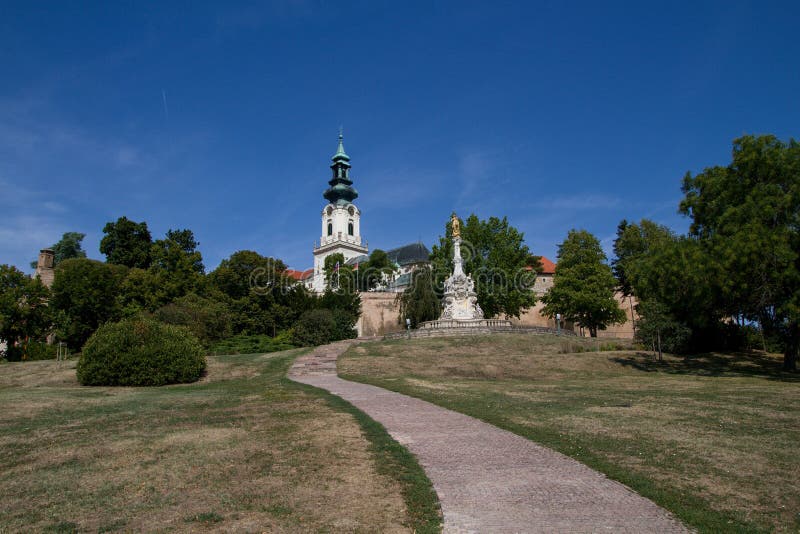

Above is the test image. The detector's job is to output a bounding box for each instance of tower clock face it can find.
[348,206,355,216]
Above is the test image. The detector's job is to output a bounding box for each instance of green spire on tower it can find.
[324,132,358,205]
[333,130,350,161]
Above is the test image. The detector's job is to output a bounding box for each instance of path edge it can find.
[286,356,443,534]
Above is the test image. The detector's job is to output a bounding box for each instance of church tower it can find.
[311,133,368,292]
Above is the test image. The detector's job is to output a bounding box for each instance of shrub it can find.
[154,293,233,346]
[291,308,359,346]
[77,317,205,386]
[208,333,295,355]
[293,309,337,346]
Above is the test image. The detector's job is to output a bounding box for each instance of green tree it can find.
[100,216,153,268]
[356,249,397,291]
[541,230,626,337]
[146,231,206,307]
[210,250,286,300]
[634,299,692,360]
[154,292,233,346]
[680,135,800,370]
[323,253,356,292]
[397,266,440,328]
[430,214,540,318]
[612,220,674,297]
[51,258,127,349]
[0,265,51,360]
[31,232,87,269]
[209,250,305,336]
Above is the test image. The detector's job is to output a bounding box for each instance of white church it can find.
[287,134,431,293]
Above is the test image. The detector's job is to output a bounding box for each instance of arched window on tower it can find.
[348,221,354,236]
[327,221,333,236]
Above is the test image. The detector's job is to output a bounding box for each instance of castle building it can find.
[310,134,368,292]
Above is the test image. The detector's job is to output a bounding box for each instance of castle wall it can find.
[356,290,638,340]
[356,292,405,338]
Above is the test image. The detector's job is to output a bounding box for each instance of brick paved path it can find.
[289,341,690,533]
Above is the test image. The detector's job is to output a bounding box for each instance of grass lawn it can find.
[339,334,800,533]
[0,349,439,533]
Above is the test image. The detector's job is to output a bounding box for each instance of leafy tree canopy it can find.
[540,229,626,337]
[679,134,800,370]
[210,250,287,300]
[51,258,128,349]
[100,216,152,268]
[397,266,439,328]
[0,265,51,358]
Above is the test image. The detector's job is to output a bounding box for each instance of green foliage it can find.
[210,250,286,299]
[356,249,398,291]
[0,264,51,355]
[611,220,675,297]
[635,299,692,358]
[541,229,626,337]
[323,253,354,291]
[31,232,88,269]
[100,216,153,268]
[397,266,440,328]
[77,317,205,386]
[292,308,337,346]
[154,292,233,346]
[429,213,539,318]
[146,230,206,308]
[679,134,800,370]
[51,258,127,349]
[291,302,358,346]
[208,333,295,355]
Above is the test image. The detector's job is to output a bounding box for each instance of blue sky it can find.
[1,1,798,273]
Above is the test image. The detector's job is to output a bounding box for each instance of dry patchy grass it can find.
[0,351,409,533]
[340,334,800,533]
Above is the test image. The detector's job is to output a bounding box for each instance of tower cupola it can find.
[324,133,358,205]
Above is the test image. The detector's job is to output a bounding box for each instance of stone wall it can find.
[356,292,405,337]
[357,291,638,339]
[35,249,55,288]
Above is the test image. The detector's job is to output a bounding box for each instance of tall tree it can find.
[541,229,626,337]
[51,258,128,349]
[210,250,286,300]
[429,214,540,319]
[679,134,800,370]
[396,266,440,328]
[145,231,206,308]
[0,265,51,359]
[100,216,153,268]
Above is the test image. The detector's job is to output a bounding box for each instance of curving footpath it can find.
[289,341,690,533]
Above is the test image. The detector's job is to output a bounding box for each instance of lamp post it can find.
[406,318,411,338]
[556,313,561,335]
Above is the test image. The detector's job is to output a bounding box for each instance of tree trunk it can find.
[657,329,663,362]
[589,326,597,338]
[784,321,799,372]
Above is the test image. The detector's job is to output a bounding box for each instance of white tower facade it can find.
[311,134,368,292]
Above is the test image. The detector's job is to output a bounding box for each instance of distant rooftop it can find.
[386,242,430,266]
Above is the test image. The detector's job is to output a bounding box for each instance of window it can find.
[348,222,354,235]
[327,222,333,236]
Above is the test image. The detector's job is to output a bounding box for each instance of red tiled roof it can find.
[525,256,556,275]
[285,268,314,281]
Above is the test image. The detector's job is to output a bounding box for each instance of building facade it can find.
[310,134,368,292]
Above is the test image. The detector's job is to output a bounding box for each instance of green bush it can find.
[154,293,233,346]
[208,333,295,355]
[77,317,205,386]
[291,307,359,347]
[293,309,337,346]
